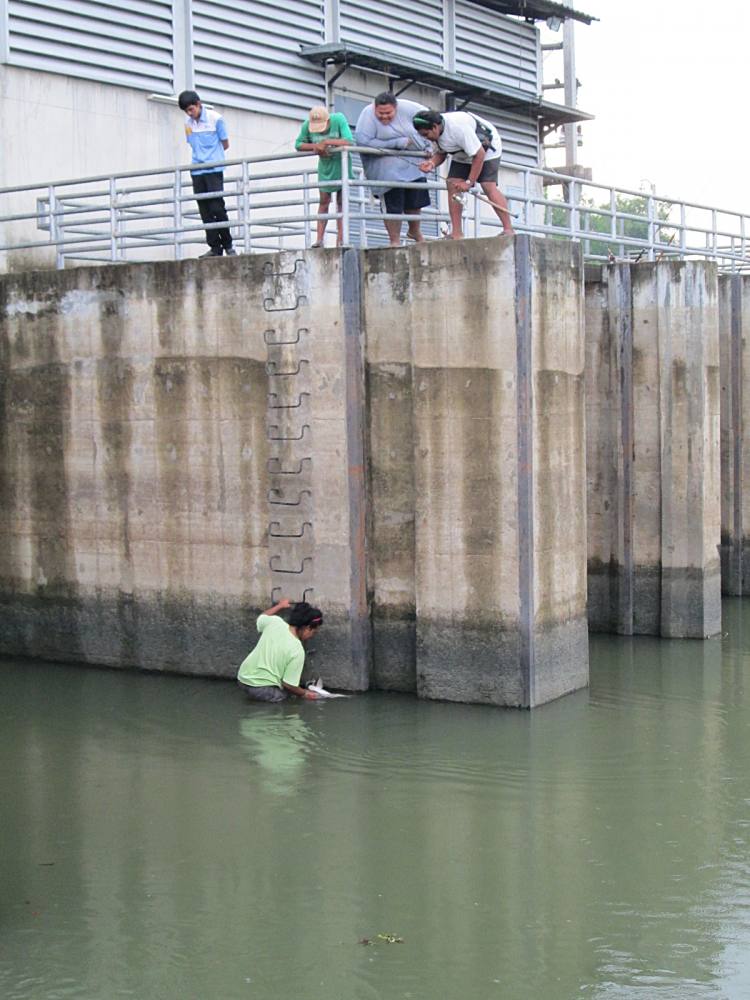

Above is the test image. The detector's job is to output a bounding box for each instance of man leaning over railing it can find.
[414,110,514,240]
[355,93,433,247]
[295,105,354,248]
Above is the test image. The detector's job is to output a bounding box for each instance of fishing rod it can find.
[452,189,518,217]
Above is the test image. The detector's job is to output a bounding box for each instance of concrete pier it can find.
[718,274,750,596]
[365,236,588,707]
[0,253,371,684]
[0,238,730,704]
[586,261,722,637]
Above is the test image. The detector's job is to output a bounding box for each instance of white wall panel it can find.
[7,0,173,91]
[340,0,444,68]
[455,2,538,94]
[193,0,326,119]
[465,102,539,168]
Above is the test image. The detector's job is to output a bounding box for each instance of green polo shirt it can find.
[237,614,305,689]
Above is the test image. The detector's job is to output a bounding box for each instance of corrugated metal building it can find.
[0,0,592,181]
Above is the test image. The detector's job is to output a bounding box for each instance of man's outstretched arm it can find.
[283,681,318,700]
[262,597,291,615]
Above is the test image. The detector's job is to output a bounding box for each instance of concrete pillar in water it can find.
[263,250,371,689]
[718,274,750,595]
[365,235,589,707]
[586,261,721,637]
[585,263,634,633]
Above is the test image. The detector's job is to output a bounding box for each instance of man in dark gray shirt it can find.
[355,93,432,247]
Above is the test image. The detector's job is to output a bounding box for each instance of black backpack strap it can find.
[468,113,495,153]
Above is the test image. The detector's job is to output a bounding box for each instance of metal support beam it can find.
[173,0,194,91]
[0,0,10,63]
[563,18,578,171]
[326,63,349,100]
[325,0,340,43]
[394,78,416,98]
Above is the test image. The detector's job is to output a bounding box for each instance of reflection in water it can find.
[239,709,312,796]
[1,600,750,998]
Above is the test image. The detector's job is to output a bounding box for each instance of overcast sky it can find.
[547,0,748,212]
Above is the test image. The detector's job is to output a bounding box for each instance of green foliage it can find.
[546,192,672,259]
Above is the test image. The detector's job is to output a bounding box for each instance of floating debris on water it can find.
[358,933,404,945]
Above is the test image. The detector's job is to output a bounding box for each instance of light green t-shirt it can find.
[237,615,305,689]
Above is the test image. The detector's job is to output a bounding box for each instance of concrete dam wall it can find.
[0,237,729,706]
[585,261,722,637]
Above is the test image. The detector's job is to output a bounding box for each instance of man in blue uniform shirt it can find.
[178,90,236,258]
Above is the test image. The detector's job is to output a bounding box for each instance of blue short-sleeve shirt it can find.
[185,107,228,174]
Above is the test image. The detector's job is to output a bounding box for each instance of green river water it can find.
[3,600,750,1000]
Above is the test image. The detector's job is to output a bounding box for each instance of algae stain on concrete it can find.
[0,275,81,657]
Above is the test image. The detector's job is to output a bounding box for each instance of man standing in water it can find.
[237,598,322,702]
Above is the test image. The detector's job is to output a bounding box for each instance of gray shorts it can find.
[448,158,500,183]
[239,682,288,702]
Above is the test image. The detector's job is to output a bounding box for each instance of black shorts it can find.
[448,158,500,183]
[382,181,431,214]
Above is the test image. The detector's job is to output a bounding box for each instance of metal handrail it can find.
[1,147,749,270]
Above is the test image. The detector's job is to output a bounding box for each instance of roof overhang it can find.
[300,43,593,128]
[473,1,596,24]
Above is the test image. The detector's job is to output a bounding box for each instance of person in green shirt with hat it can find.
[237,598,323,702]
[295,105,354,248]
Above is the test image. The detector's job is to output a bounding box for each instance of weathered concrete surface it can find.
[526,239,589,703]
[364,236,588,707]
[585,264,633,633]
[586,261,721,637]
[362,250,417,692]
[718,274,750,595]
[0,252,371,685]
[261,251,371,689]
[0,236,589,705]
[0,261,267,671]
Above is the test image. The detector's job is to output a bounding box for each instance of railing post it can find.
[582,206,590,258]
[359,168,368,249]
[711,208,718,259]
[521,167,529,227]
[680,202,687,257]
[569,179,579,238]
[302,168,311,248]
[242,160,252,254]
[340,147,351,247]
[49,184,63,270]
[647,193,655,261]
[174,168,183,261]
[109,176,119,262]
[612,186,624,258]
[741,213,746,267]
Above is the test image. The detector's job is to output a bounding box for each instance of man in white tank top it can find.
[414,110,514,240]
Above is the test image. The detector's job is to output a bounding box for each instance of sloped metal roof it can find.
[481,1,596,24]
[300,43,594,126]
